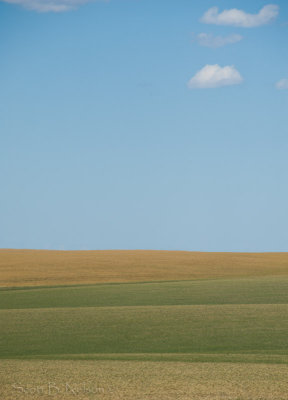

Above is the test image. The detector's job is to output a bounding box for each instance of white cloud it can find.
[1,0,100,12]
[196,33,243,48]
[276,79,288,90]
[201,4,279,28]
[188,64,243,89]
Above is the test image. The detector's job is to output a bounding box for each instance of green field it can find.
[1,252,288,399]
[1,276,288,361]
[1,276,288,309]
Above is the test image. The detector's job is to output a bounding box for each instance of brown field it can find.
[1,359,288,400]
[1,249,288,288]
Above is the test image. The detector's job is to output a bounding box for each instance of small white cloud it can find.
[1,0,100,12]
[196,33,243,48]
[276,79,288,90]
[188,64,243,89]
[201,4,279,28]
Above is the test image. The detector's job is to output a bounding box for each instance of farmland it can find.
[2,359,288,400]
[1,249,288,287]
[1,250,288,399]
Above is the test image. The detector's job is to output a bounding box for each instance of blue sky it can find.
[1,0,287,251]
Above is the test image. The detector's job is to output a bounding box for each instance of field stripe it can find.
[1,276,288,309]
[1,304,288,358]
[2,249,288,287]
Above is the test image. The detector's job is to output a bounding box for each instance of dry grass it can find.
[1,249,288,287]
[1,359,288,400]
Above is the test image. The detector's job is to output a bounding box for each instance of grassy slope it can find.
[1,304,288,358]
[1,250,288,364]
[1,278,288,361]
[1,276,288,309]
[1,249,288,287]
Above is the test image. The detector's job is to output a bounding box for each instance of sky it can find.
[1,0,288,251]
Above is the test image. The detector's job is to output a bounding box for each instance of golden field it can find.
[1,359,288,400]
[1,249,288,287]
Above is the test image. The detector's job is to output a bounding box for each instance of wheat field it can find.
[2,359,288,400]
[1,249,288,287]
[1,250,288,399]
